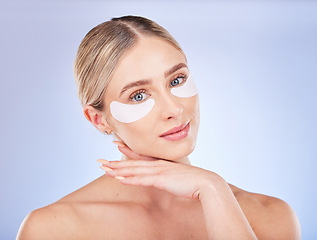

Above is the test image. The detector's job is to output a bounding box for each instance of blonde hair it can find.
[74,15,184,111]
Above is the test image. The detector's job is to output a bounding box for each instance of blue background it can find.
[1,1,316,239]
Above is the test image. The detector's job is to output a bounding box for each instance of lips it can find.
[160,122,189,137]
[159,122,190,141]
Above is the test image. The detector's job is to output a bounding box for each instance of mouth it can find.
[159,121,190,141]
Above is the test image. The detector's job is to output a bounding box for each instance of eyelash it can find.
[129,74,188,102]
[170,74,187,87]
[129,89,147,102]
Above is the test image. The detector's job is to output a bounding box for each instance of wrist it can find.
[198,173,228,200]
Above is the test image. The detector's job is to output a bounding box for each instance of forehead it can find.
[107,37,187,91]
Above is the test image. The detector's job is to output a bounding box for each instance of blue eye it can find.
[133,93,145,101]
[130,89,148,102]
[170,76,185,87]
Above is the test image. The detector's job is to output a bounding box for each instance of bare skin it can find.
[17,147,301,240]
[17,36,301,239]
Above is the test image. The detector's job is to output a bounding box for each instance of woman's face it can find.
[103,37,200,161]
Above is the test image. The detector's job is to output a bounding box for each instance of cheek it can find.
[109,99,157,149]
[108,90,199,154]
[114,120,155,154]
[183,95,199,118]
[183,95,200,136]
[108,98,158,148]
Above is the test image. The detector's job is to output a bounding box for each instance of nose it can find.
[159,92,183,120]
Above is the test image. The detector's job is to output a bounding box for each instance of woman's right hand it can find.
[96,141,224,200]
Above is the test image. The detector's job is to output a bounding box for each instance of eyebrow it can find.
[164,62,188,78]
[119,79,151,98]
[119,63,188,97]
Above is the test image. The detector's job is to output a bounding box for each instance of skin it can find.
[101,37,199,163]
[17,37,301,240]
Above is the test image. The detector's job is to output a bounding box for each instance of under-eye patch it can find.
[171,74,198,98]
[110,98,155,123]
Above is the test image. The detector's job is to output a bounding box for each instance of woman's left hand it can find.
[97,143,223,200]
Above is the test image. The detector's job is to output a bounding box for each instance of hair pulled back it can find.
[74,15,184,111]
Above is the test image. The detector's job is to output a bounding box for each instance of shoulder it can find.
[16,202,79,240]
[16,175,126,240]
[229,184,301,240]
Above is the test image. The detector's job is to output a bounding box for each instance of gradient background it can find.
[1,1,316,239]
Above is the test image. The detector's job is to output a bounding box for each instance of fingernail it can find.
[100,166,113,172]
[97,159,109,164]
[113,141,126,147]
[115,176,125,180]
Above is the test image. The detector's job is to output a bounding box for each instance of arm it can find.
[100,145,300,239]
[198,175,257,240]
[199,177,301,240]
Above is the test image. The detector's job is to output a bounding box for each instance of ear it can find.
[83,105,112,134]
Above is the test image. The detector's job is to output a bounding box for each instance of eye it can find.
[170,75,186,87]
[129,89,149,102]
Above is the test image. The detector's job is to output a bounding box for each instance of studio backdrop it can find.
[0,1,316,239]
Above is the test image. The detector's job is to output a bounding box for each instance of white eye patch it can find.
[171,74,198,98]
[110,98,155,123]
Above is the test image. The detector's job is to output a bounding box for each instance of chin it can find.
[149,140,196,161]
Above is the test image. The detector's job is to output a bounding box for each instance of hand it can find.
[97,142,222,200]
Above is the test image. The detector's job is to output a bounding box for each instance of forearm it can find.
[199,175,258,240]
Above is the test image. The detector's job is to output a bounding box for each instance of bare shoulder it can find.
[16,177,100,240]
[16,201,79,240]
[228,184,301,240]
[16,175,132,240]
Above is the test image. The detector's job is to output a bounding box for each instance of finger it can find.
[117,145,147,160]
[104,170,126,180]
[96,159,109,164]
[118,175,158,187]
[113,141,127,147]
[100,166,115,172]
[113,141,142,160]
[105,159,164,168]
[106,166,163,177]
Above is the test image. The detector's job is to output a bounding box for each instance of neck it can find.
[121,154,191,165]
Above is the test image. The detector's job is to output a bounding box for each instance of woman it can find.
[17,15,300,239]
